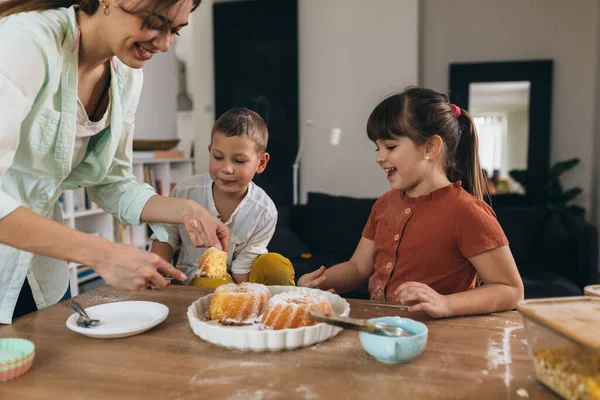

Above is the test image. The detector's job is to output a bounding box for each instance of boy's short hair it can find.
[211,108,268,154]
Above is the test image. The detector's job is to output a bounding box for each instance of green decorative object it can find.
[509,158,585,218]
[0,338,35,382]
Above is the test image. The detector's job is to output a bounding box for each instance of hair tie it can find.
[450,104,461,119]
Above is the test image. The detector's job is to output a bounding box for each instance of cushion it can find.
[268,226,310,260]
[541,210,581,285]
[495,207,547,264]
[521,267,582,298]
[303,192,376,255]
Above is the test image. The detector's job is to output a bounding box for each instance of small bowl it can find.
[359,317,428,364]
[0,338,35,383]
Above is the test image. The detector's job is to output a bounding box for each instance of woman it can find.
[0,0,230,323]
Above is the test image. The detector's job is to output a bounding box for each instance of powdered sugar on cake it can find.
[206,285,334,330]
[267,292,329,306]
[260,292,333,330]
[208,282,272,326]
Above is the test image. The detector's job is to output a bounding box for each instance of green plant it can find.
[509,157,585,218]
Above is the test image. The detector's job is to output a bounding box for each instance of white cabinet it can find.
[62,158,193,295]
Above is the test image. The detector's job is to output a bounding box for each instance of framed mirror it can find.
[449,60,553,198]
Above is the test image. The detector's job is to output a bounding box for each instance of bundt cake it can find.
[197,247,228,279]
[260,292,333,330]
[208,282,272,325]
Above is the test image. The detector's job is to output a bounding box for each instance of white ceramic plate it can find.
[187,285,351,351]
[66,301,169,339]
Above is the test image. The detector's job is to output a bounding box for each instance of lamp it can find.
[292,119,342,205]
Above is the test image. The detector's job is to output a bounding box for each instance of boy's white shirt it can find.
[153,173,277,282]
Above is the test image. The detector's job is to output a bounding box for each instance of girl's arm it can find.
[298,237,375,294]
[395,245,524,318]
[0,207,187,290]
[452,245,524,314]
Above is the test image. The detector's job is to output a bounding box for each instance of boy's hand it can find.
[393,282,451,319]
[297,266,328,289]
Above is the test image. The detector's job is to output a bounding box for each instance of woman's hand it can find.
[92,243,187,291]
[393,282,451,319]
[183,203,231,251]
[140,196,231,251]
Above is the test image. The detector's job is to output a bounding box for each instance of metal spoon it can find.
[72,300,100,327]
[308,311,414,338]
[75,313,100,328]
[65,302,100,328]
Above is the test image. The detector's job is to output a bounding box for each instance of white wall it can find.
[134,0,214,168]
[421,0,600,215]
[189,0,216,174]
[505,109,529,172]
[298,0,419,202]
[134,51,178,140]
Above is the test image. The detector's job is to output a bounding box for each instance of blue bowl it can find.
[359,316,428,364]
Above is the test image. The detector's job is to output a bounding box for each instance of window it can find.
[473,114,507,178]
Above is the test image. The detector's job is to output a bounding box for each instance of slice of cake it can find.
[197,247,228,279]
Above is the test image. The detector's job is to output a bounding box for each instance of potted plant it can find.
[509,157,585,218]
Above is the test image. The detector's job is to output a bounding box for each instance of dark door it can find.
[213,0,298,207]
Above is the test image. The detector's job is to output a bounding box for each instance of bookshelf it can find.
[62,157,194,296]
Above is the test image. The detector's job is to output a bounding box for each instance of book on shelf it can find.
[114,222,148,249]
[142,165,164,195]
[133,150,185,160]
[58,188,100,214]
[76,265,99,284]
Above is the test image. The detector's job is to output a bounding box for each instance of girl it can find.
[0,0,230,323]
[298,87,524,318]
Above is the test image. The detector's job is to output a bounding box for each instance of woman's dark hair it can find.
[366,87,487,200]
[0,0,202,29]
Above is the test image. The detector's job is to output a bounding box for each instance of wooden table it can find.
[0,286,556,399]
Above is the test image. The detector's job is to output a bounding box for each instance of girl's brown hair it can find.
[366,87,487,200]
[0,0,202,29]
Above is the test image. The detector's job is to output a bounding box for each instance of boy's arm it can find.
[148,215,181,264]
[151,240,175,264]
[230,214,277,283]
[231,272,249,283]
[149,184,182,266]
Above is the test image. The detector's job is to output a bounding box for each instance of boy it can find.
[151,108,295,288]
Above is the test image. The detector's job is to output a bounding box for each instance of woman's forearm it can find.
[140,195,230,251]
[140,195,196,224]
[445,283,524,317]
[0,206,112,267]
